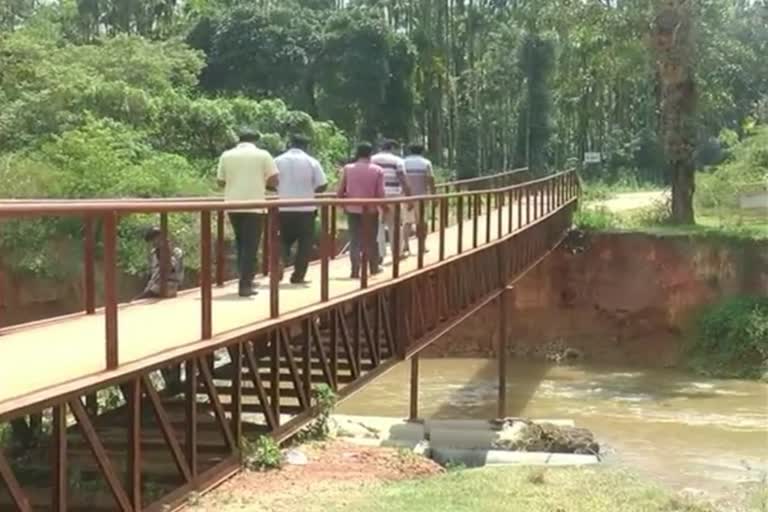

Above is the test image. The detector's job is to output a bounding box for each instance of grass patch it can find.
[319,466,714,512]
[576,201,768,242]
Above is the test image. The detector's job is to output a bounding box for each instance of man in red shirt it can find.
[337,143,386,278]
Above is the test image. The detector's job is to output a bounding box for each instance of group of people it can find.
[138,129,434,300]
[338,140,435,277]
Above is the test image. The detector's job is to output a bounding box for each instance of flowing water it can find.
[337,359,768,493]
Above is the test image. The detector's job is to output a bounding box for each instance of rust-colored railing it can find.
[0,169,578,374]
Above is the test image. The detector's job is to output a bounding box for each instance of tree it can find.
[652,0,697,224]
[519,31,555,175]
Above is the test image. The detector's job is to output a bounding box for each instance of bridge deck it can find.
[0,202,527,410]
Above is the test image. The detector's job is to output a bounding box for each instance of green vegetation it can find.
[293,384,338,443]
[320,467,714,512]
[689,297,768,379]
[0,19,347,277]
[0,1,766,276]
[243,435,283,472]
[579,125,768,240]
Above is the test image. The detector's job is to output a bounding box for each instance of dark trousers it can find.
[228,212,263,287]
[346,212,380,274]
[279,211,315,282]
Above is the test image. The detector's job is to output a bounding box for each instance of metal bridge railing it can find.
[0,169,579,374]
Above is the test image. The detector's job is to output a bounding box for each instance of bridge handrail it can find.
[0,167,529,207]
[0,169,568,216]
[0,170,580,380]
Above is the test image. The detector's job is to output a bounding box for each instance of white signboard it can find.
[584,152,602,164]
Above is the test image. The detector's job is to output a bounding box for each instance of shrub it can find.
[689,296,768,378]
[243,435,283,471]
[573,207,622,231]
[295,384,338,442]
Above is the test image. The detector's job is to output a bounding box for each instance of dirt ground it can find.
[184,440,443,512]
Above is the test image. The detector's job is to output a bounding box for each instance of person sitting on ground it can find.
[134,227,184,301]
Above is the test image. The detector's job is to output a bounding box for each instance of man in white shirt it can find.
[404,143,436,251]
[372,139,411,262]
[276,134,328,284]
[217,130,279,297]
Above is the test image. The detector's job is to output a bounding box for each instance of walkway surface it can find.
[0,199,536,409]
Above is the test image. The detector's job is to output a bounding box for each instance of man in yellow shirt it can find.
[217,130,279,297]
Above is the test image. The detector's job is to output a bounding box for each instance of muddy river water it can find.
[337,359,768,493]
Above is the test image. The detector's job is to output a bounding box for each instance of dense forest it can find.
[2,1,767,177]
[0,0,766,272]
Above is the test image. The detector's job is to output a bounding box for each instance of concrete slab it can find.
[431,448,599,468]
[331,414,425,443]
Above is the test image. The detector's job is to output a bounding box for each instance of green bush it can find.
[0,27,349,281]
[689,296,768,378]
[243,435,283,471]
[573,207,622,231]
[295,384,338,443]
[696,127,768,212]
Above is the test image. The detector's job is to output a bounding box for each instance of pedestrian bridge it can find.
[0,169,579,511]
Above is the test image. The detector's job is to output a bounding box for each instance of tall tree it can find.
[519,31,555,175]
[652,0,697,223]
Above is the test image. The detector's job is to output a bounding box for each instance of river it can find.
[337,359,768,493]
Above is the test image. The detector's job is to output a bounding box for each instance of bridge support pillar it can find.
[497,288,511,419]
[409,355,419,421]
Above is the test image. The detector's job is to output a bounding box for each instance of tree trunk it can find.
[652,0,697,224]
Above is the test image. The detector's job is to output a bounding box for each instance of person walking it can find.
[372,140,411,262]
[403,143,436,250]
[275,134,328,285]
[337,143,385,278]
[217,129,279,297]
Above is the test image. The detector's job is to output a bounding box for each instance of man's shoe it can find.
[370,267,383,276]
[290,276,311,285]
[238,286,256,297]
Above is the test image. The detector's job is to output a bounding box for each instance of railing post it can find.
[216,210,226,287]
[268,206,280,317]
[457,196,464,253]
[409,355,419,421]
[320,205,330,302]
[430,198,437,233]
[497,288,509,419]
[485,192,492,244]
[439,197,447,261]
[103,211,118,370]
[159,213,169,298]
[83,216,95,314]
[497,191,503,239]
[200,210,212,340]
[417,200,426,269]
[526,185,531,225]
[472,194,479,248]
[392,203,402,279]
